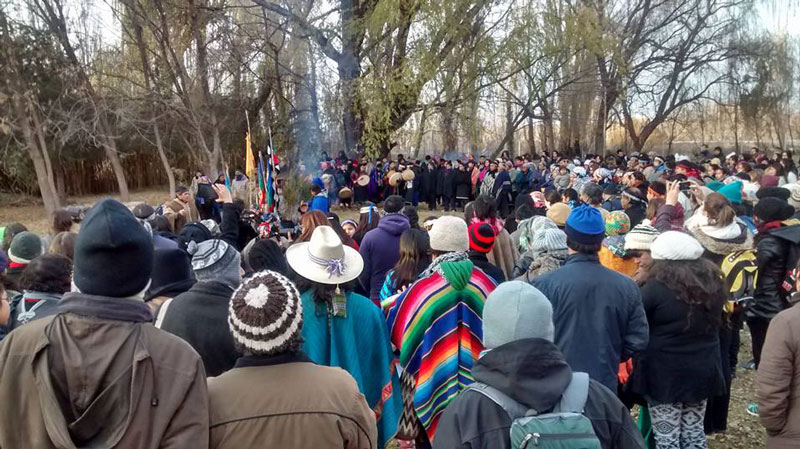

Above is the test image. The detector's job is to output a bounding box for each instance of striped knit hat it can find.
[228,270,304,356]
[468,223,496,253]
[605,211,631,236]
[623,224,659,252]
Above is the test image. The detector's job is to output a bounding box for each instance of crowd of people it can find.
[1,145,800,448]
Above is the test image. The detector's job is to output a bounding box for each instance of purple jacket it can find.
[358,213,410,303]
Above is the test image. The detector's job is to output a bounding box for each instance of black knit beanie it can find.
[178,222,213,253]
[146,248,196,301]
[73,199,153,297]
[247,239,288,276]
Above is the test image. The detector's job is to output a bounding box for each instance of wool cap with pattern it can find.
[228,270,304,356]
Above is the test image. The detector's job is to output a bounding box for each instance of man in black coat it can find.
[442,161,456,211]
[532,205,649,392]
[156,238,242,377]
[434,281,645,449]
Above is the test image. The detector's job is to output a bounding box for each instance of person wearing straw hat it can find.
[287,226,401,448]
[208,270,377,449]
[385,216,498,443]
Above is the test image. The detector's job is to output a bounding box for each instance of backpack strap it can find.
[463,382,531,420]
[555,372,590,413]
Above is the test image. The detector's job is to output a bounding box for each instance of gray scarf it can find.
[420,251,469,279]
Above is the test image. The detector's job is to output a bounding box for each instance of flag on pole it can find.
[224,164,232,192]
[266,143,275,212]
[245,132,256,178]
[257,152,267,211]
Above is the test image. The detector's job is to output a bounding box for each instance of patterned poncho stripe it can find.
[386,266,496,440]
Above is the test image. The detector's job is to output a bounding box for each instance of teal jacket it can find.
[301,290,402,447]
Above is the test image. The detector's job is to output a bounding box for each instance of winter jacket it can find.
[468,251,506,283]
[309,193,330,214]
[757,299,800,448]
[455,170,472,200]
[442,169,456,198]
[209,352,377,449]
[492,170,512,199]
[156,281,239,377]
[0,293,209,449]
[690,222,753,266]
[9,291,61,330]
[653,204,685,233]
[163,198,200,233]
[752,221,800,320]
[624,203,647,228]
[386,260,497,440]
[628,280,726,405]
[358,213,410,303]
[301,290,402,448]
[512,249,568,281]
[434,338,646,449]
[598,247,638,278]
[533,253,649,391]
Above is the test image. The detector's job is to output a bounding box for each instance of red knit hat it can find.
[469,223,496,253]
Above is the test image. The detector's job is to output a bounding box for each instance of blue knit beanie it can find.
[565,204,605,245]
[718,181,743,205]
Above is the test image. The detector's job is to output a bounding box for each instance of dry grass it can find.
[0,187,767,448]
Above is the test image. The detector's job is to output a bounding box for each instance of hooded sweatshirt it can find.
[358,213,410,303]
[433,338,645,449]
[386,259,497,440]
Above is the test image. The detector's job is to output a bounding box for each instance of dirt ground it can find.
[0,186,767,448]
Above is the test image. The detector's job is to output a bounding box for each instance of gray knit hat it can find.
[531,228,567,253]
[229,270,303,356]
[187,239,242,289]
[8,231,44,264]
[483,281,554,349]
[624,224,659,252]
[428,216,469,252]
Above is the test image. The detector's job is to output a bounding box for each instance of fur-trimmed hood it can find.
[691,223,753,255]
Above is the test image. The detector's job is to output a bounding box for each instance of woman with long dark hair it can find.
[378,229,430,304]
[628,231,726,449]
[684,190,754,432]
[286,225,401,447]
[352,203,380,246]
[326,212,359,250]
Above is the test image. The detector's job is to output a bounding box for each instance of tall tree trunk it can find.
[505,89,515,155]
[527,115,536,155]
[413,105,430,158]
[128,8,176,197]
[153,124,176,197]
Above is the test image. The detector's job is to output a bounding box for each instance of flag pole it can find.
[245,110,253,208]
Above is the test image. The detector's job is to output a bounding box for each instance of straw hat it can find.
[402,169,415,181]
[389,172,403,186]
[385,170,396,181]
[286,226,363,284]
[338,187,353,199]
[357,174,370,186]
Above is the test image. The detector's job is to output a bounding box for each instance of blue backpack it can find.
[464,372,601,448]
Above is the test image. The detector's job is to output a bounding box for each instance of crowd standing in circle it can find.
[0,146,800,448]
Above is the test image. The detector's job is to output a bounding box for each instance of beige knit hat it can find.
[428,216,469,252]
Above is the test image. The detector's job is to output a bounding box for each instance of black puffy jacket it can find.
[752,222,800,320]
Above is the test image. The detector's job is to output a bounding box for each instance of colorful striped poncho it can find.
[385,260,497,440]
